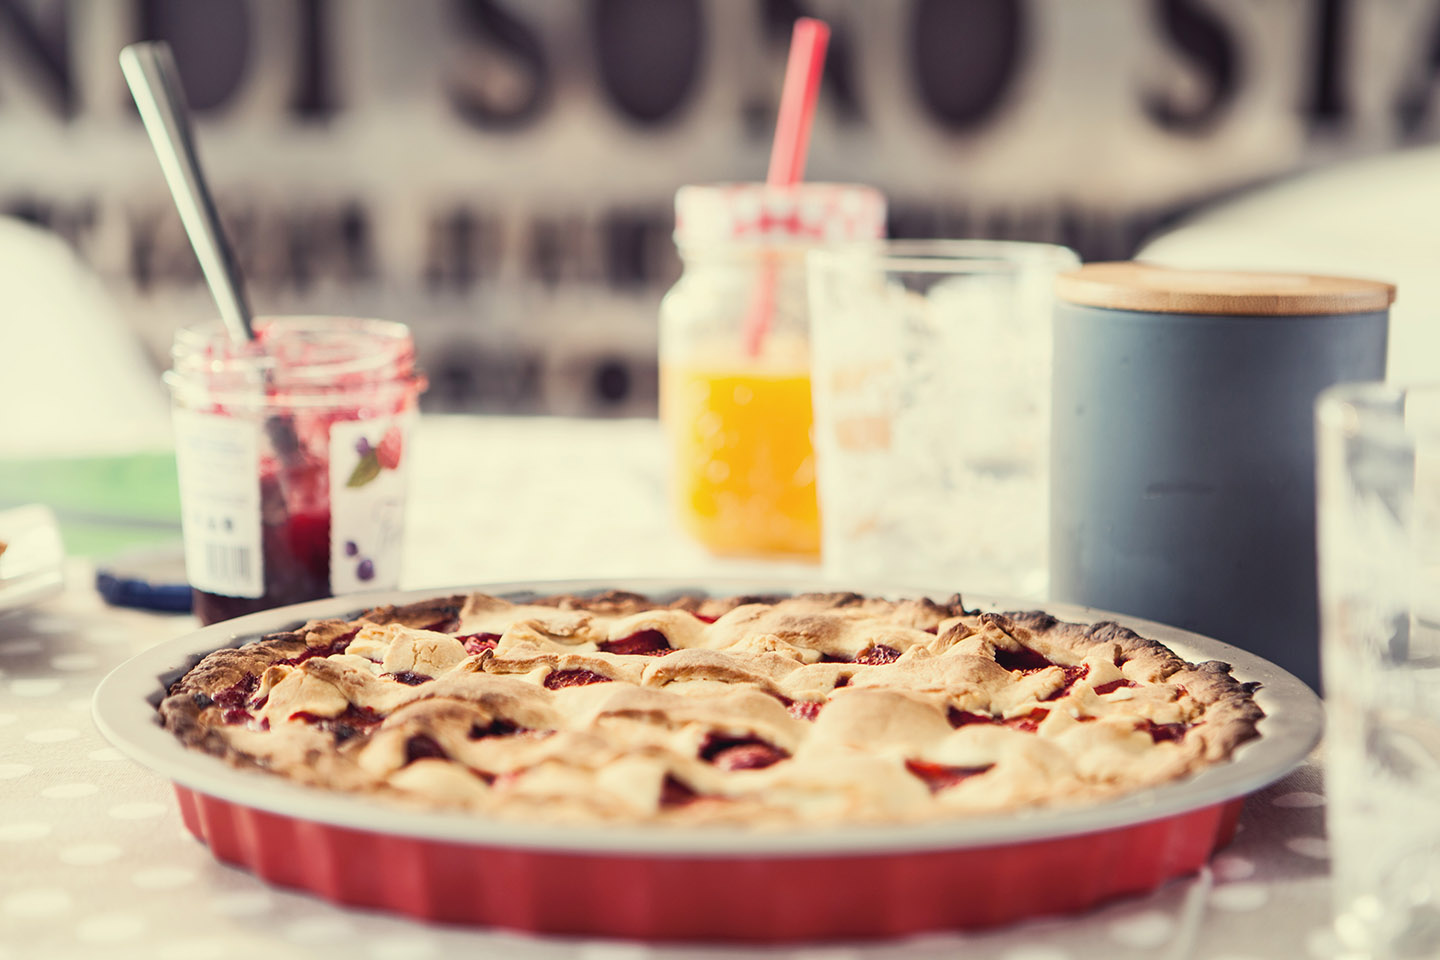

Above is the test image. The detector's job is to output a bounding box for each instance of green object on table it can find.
[0,452,182,557]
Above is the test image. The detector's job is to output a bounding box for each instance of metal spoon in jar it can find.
[119,41,302,460]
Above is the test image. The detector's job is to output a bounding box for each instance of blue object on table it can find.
[95,542,193,613]
[1049,263,1392,693]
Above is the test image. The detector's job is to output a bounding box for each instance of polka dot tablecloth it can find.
[1,417,1343,960]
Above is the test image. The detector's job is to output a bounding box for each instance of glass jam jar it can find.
[659,183,885,559]
[166,316,427,624]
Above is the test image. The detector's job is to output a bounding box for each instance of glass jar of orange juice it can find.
[659,183,885,559]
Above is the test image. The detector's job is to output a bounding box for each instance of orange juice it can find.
[660,365,820,558]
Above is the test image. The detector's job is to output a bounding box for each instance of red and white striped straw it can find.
[742,17,830,358]
[766,17,830,186]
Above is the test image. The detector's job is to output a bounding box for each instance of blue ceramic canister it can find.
[1049,262,1394,690]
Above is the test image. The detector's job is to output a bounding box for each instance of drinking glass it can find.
[807,240,1079,598]
[1318,382,1440,959]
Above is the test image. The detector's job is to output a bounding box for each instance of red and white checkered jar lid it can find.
[673,182,886,248]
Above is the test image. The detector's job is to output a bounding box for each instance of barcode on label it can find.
[201,543,255,587]
[173,410,264,598]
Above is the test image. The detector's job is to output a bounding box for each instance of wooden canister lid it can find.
[1055,262,1396,316]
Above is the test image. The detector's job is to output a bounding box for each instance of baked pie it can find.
[160,590,1264,825]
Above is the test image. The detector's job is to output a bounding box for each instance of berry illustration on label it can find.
[346,425,404,488]
[376,426,403,469]
[330,416,410,595]
[342,540,377,582]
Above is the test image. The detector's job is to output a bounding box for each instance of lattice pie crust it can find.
[160,590,1264,825]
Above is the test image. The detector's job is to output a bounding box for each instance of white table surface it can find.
[1138,143,1440,387]
[1,416,1340,960]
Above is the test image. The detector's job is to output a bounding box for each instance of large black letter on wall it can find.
[0,0,73,116]
[592,0,702,126]
[290,0,337,120]
[1305,0,1347,130]
[910,0,1026,132]
[1144,0,1240,132]
[448,0,549,129]
[137,0,250,112]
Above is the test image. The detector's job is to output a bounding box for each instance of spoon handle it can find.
[120,41,255,343]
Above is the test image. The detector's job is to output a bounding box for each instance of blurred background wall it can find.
[1,0,1435,416]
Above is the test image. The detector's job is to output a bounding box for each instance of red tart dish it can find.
[93,580,1322,942]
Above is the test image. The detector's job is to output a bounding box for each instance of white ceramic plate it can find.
[0,504,65,615]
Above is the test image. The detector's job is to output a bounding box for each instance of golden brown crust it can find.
[361,594,467,630]
[158,590,1264,826]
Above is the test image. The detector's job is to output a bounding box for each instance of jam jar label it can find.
[328,414,413,595]
[173,409,264,598]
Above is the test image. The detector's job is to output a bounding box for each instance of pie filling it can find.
[159,590,1264,826]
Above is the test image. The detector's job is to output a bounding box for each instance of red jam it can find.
[852,644,901,666]
[948,706,1050,732]
[460,633,501,656]
[292,704,384,742]
[992,645,1057,673]
[213,677,268,729]
[821,645,902,665]
[659,775,701,807]
[544,669,612,689]
[1042,664,1091,701]
[468,719,521,738]
[599,630,673,656]
[1139,719,1190,743]
[1005,708,1050,732]
[278,629,360,666]
[1093,678,1139,695]
[992,645,1089,701]
[699,733,789,771]
[904,759,994,792]
[212,675,258,710]
[404,734,447,764]
[787,700,823,721]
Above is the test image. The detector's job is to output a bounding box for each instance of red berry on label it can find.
[376,427,403,470]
